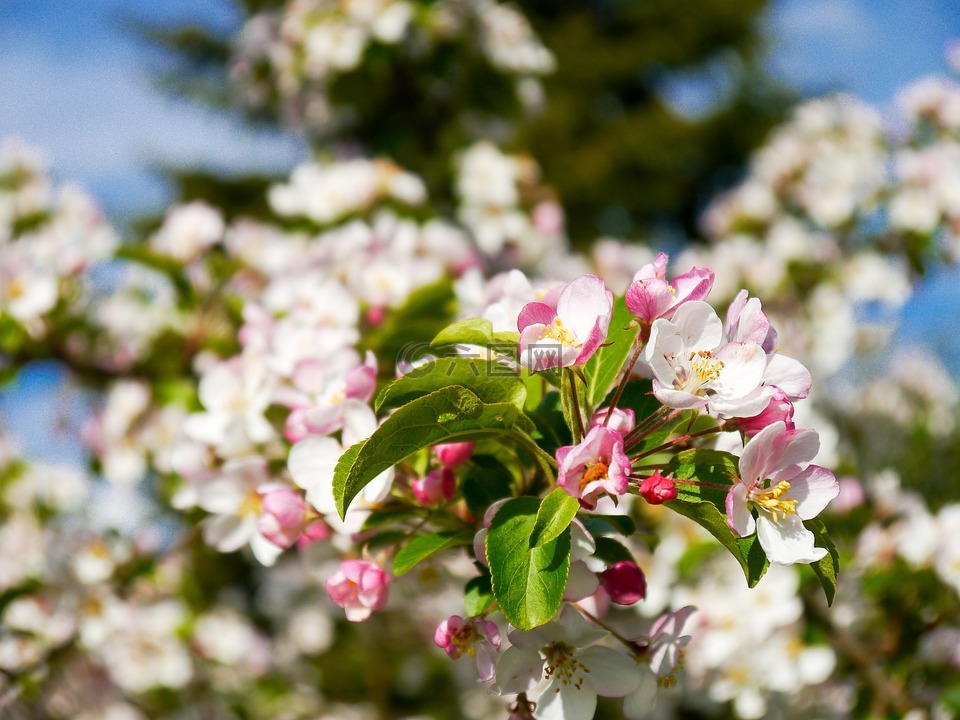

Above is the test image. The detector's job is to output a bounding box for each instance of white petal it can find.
[535,676,597,720]
[563,561,600,602]
[580,646,642,697]
[622,671,658,720]
[726,484,756,537]
[495,646,543,695]
[763,354,811,399]
[250,531,284,566]
[789,465,839,519]
[288,436,342,514]
[669,301,723,349]
[756,514,826,565]
[202,515,256,553]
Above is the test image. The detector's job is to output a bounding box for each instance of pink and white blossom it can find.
[726,421,839,564]
[556,426,631,510]
[325,560,390,622]
[517,274,613,371]
[625,253,714,327]
[641,301,772,419]
[435,615,502,682]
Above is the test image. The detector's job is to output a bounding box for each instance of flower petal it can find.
[756,514,827,565]
[580,646,642,697]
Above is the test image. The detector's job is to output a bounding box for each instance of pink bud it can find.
[434,442,475,468]
[591,407,636,434]
[297,519,331,547]
[258,489,309,548]
[600,561,647,605]
[411,468,456,505]
[736,388,795,438]
[639,472,677,505]
[367,306,386,326]
[326,560,389,622]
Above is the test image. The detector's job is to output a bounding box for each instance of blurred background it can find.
[3,1,960,718]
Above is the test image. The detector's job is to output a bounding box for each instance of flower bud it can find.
[600,561,647,605]
[433,441,475,468]
[411,468,456,505]
[326,560,389,622]
[736,388,795,438]
[639,472,677,505]
[258,489,309,548]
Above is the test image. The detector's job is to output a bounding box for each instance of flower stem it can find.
[628,424,725,460]
[565,368,586,442]
[602,339,645,426]
[571,603,635,648]
[623,407,683,452]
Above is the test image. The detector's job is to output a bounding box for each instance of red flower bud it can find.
[639,472,677,505]
[600,561,647,605]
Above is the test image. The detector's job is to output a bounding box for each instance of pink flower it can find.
[639,472,677,505]
[411,468,456,505]
[600,561,647,605]
[556,426,631,509]
[258,488,330,549]
[433,441,475,468]
[625,253,714,327]
[591,407,635,434]
[726,421,840,565]
[434,615,501,681]
[735,387,796,438]
[325,560,390,622]
[518,275,613,371]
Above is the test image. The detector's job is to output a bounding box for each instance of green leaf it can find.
[583,296,640,407]
[375,357,526,412]
[462,456,515,518]
[579,514,637,537]
[333,386,548,518]
[464,573,495,616]
[393,531,475,576]
[431,318,519,349]
[486,496,571,630]
[592,536,635,565]
[805,518,840,606]
[530,487,581,547]
[664,449,769,587]
[528,391,571,455]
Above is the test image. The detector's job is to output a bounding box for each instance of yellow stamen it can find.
[580,459,609,491]
[688,350,725,384]
[750,481,798,522]
[543,317,580,348]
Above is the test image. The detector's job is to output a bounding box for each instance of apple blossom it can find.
[435,615,502,681]
[496,607,642,719]
[517,274,613,371]
[411,467,456,505]
[641,301,772,418]
[556,425,631,509]
[325,560,390,622]
[726,421,839,564]
[639,472,677,505]
[433,441,475,468]
[625,253,714,327]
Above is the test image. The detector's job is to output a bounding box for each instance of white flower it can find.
[642,301,771,418]
[496,607,641,720]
